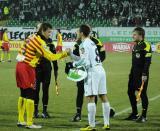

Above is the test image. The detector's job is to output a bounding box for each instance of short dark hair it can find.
[38,23,52,34]
[79,24,91,37]
[57,29,61,33]
[133,27,145,39]
[3,28,7,32]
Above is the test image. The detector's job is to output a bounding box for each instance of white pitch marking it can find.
[115,94,160,116]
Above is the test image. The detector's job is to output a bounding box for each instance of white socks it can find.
[102,102,110,125]
[88,103,96,127]
[87,102,110,127]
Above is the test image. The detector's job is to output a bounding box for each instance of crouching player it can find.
[69,24,110,130]
[16,23,69,129]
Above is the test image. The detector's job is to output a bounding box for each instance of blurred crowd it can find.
[0,0,160,27]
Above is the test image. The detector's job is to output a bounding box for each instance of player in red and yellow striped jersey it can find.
[0,28,11,62]
[56,29,63,52]
[16,23,69,129]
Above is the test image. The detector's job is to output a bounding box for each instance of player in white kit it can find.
[70,25,110,131]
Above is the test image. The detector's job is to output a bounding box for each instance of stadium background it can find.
[0,0,160,131]
[0,0,160,52]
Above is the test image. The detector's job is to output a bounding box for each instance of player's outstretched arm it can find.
[70,46,90,68]
[36,44,69,61]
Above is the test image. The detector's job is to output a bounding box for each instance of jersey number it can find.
[95,48,101,63]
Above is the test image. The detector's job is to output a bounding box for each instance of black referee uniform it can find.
[126,40,152,122]
[34,37,58,118]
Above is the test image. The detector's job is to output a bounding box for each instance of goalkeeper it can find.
[16,23,69,129]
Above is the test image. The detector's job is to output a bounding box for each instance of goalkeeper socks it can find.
[88,103,96,127]
[26,99,34,126]
[102,102,110,125]
[18,97,26,123]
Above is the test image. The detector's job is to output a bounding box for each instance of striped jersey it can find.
[17,34,67,67]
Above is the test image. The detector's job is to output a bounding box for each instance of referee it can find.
[125,27,152,122]
[34,37,58,118]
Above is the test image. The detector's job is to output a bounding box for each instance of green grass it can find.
[0,52,160,131]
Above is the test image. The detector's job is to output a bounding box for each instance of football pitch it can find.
[0,51,159,131]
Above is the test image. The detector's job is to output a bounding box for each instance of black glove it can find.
[73,44,80,56]
[99,50,106,62]
[65,62,74,74]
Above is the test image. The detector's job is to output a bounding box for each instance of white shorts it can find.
[84,66,107,96]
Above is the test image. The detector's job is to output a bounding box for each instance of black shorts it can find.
[20,88,35,100]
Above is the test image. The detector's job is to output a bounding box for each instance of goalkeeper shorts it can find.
[16,62,36,89]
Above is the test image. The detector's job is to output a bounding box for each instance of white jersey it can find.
[71,37,107,96]
[73,38,102,68]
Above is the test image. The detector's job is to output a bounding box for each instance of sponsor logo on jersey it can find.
[136,53,140,58]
